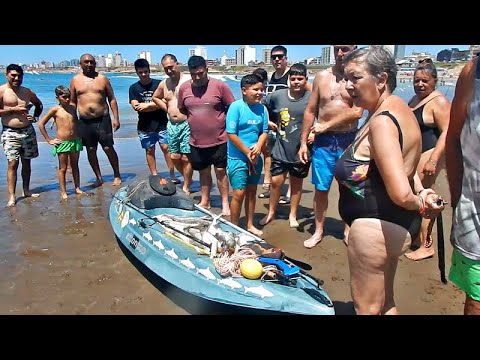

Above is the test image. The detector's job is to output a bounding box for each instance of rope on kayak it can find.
[213,246,258,277]
[123,180,148,203]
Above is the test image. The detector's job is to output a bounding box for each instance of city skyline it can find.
[0,45,469,66]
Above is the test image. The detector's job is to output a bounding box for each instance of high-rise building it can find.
[188,46,208,60]
[321,46,334,65]
[138,51,152,64]
[262,47,272,64]
[114,52,123,67]
[235,45,256,66]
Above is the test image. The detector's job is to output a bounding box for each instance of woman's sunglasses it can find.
[418,58,433,64]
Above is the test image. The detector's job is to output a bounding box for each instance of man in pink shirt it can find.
[178,56,235,216]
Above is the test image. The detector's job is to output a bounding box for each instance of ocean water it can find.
[19,72,456,142]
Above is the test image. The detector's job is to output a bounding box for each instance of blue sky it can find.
[0,45,469,66]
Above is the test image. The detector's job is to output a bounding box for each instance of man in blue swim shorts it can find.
[299,45,364,249]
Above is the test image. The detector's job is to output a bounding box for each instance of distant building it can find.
[262,47,272,65]
[235,45,256,66]
[220,53,236,66]
[321,46,334,65]
[381,45,405,59]
[114,52,123,67]
[189,46,207,60]
[138,51,152,64]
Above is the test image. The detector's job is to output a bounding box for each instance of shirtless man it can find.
[0,64,43,207]
[299,45,363,249]
[70,53,121,187]
[152,54,193,194]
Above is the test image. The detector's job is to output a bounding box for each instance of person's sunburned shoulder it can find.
[431,91,450,106]
[315,69,333,81]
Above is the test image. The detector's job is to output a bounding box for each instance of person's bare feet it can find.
[75,189,86,195]
[289,217,299,228]
[182,187,191,196]
[248,226,263,237]
[304,234,323,249]
[259,213,275,226]
[91,179,103,188]
[112,177,122,186]
[404,246,435,261]
[197,202,211,210]
[221,205,231,217]
[60,192,68,201]
[6,196,16,207]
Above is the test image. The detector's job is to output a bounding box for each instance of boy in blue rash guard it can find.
[226,74,269,237]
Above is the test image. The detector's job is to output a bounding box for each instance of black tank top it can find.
[411,95,442,153]
[334,111,421,238]
[266,70,290,95]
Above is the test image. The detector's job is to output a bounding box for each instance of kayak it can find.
[109,175,335,315]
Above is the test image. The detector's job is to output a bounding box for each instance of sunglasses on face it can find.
[418,58,433,64]
[271,54,285,60]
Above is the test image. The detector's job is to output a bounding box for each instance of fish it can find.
[217,278,243,289]
[152,239,165,250]
[164,248,178,260]
[142,232,152,241]
[196,267,216,280]
[244,285,274,298]
[179,258,196,270]
[120,211,130,228]
[129,218,137,225]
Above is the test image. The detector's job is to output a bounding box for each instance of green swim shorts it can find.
[52,138,83,156]
[449,248,480,301]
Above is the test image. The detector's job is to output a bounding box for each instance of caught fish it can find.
[142,232,152,241]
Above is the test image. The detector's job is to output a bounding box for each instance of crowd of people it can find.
[1,45,478,315]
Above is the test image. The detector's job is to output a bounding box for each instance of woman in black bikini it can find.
[335,46,445,315]
[404,60,451,261]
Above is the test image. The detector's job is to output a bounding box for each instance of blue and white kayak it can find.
[109,176,335,315]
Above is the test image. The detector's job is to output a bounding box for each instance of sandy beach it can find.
[0,138,464,315]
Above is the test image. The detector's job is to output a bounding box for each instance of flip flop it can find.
[278,196,290,205]
[170,178,181,185]
[258,191,270,199]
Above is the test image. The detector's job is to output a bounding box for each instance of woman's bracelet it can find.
[417,189,426,196]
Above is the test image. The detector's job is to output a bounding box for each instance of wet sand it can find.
[0,138,464,315]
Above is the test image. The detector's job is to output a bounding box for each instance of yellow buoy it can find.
[240,258,263,279]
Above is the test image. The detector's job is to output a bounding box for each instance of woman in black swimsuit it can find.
[404,60,451,261]
[335,46,445,315]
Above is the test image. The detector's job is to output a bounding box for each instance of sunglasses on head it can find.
[419,58,433,64]
[271,54,285,60]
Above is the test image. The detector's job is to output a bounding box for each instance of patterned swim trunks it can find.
[167,120,190,154]
[1,125,39,161]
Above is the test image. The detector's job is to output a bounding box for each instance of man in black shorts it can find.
[70,53,121,187]
[177,56,235,215]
